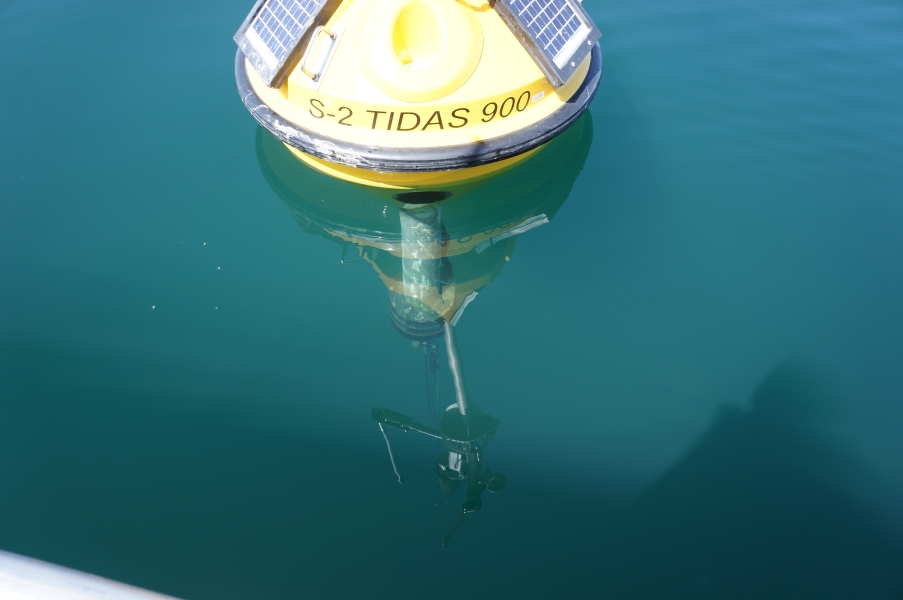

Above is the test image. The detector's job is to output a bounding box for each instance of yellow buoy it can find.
[235,0,601,189]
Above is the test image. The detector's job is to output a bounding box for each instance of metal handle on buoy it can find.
[299,26,337,82]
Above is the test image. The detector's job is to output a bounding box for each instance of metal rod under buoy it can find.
[444,321,469,416]
[378,423,404,484]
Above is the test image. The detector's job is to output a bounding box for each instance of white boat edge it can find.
[0,550,182,600]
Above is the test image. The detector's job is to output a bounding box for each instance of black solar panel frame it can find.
[234,0,339,88]
[493,0,600,87]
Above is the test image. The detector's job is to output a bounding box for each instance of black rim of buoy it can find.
[235,45,602,173]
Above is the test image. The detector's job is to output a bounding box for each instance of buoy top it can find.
[235,0,601,177]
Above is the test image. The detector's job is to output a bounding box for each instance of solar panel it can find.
[495,0,600,87]
[234,0,333,87]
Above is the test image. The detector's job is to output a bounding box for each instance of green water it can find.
[2,0,903,597]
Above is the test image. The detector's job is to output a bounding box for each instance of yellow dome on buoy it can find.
[355,0,484,103]
[234,0,601,189]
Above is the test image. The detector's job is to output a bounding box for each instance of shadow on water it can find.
[536,363,903,599]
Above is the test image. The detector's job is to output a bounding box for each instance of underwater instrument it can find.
[254,110,591,546]
[372,397,505,548]
[235,0,602,189]
[372,323,504,548]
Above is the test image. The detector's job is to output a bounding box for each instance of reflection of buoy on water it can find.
[256,109,593,339]
[234,0,601,189]
[253,101,593,546]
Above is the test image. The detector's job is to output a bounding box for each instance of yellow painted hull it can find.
[234,0,602,187]
[286,144,543,189]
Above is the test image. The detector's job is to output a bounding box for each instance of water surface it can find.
[1,0,902,597]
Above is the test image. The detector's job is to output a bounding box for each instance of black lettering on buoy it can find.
[387,112,395,130]
[500,97,515,117]
[449,108,469,128]
[337,107,353,126]
[482,102,497,122]
[397,112,421,131]
[309,98,325,119]
[422,111,444,130]
[366,110,386,129]
[516,90,530,111]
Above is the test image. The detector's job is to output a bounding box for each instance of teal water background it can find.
[2,0,903,597]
